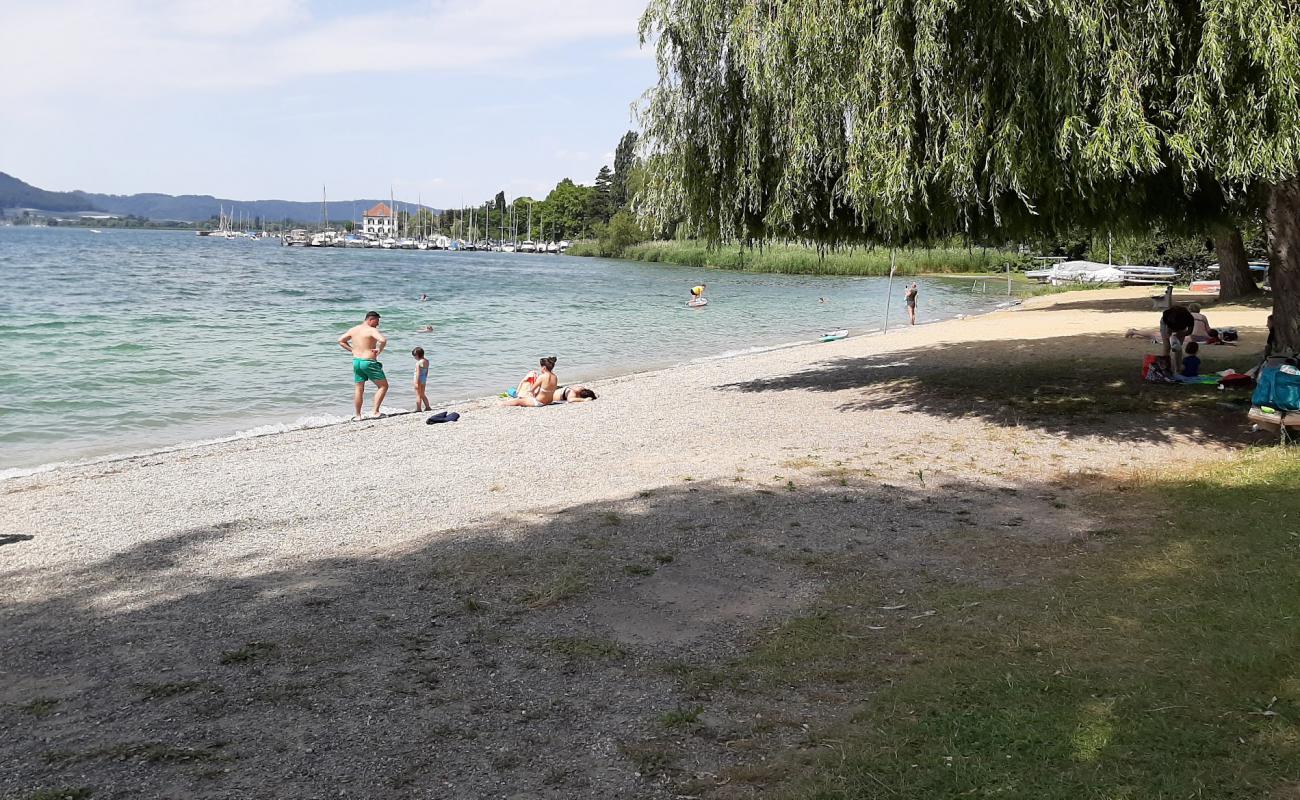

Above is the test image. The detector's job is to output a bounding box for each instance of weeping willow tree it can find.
[639,0,1300,348]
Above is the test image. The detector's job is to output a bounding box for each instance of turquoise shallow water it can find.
[0,227,1013,472]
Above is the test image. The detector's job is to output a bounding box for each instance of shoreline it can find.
[0,292,1020,483]
[1,285,1275,800]
[0,284,1268,507]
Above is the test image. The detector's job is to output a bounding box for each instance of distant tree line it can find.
[410,132,644,248]
[13,212,193,230]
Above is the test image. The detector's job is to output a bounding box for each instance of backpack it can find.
[1142,354,1176,384]
[1252,358,1300,411]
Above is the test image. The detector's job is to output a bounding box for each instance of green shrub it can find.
[602,240,1030,276]
[563,240,600,257]
[596,211,647,258]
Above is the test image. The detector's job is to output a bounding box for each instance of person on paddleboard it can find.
[688,283,708,307]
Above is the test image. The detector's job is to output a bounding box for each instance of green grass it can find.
[218,641,278,666]
[660,705,704,729]
[728,449,1300,799]
[618,740,679,776]
[592,239,1031,276]
[562,240,602,257]
[861,354,1239,429]
[520,570,588,609]
[543,636,627,660]
[46,742,227,766]
[19,697,60,717]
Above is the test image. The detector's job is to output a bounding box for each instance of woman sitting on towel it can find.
[502,356,559,407]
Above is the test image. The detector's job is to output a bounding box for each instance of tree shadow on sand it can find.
[0,469,1107,800]
[719,332,1267,445]
[1027,293,1274,314]
[4,459,1298,799]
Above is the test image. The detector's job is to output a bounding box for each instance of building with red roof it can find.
[362,202,395,237]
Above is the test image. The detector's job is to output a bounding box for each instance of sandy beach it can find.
[0,287,1274,799]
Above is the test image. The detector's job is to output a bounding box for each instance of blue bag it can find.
[1252,359,1300,411]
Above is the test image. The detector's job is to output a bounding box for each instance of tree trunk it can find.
[1213,227,1257,300]
[1268,177,1300,354]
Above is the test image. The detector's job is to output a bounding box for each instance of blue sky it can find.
[0,0,656,206]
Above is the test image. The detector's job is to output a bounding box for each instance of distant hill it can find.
[0,172,100,213]
[75,192,438,224]
[1,172,437,223]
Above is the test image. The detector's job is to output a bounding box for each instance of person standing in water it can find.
[904,282,919,325]
[338,311,389,420]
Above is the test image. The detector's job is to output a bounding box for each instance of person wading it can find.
[338,311,389,419]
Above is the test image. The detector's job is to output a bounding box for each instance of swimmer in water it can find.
[419,293,429,302]
[415,324,434,333]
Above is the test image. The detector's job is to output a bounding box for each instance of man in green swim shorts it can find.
[338,311,389,419]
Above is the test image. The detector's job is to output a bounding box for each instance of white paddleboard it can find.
[687,297,709,308]
[820,329,848,342]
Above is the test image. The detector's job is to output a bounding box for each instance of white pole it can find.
[883,249,897,334]
[1007,261,1012,295]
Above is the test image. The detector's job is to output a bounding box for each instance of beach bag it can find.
[1219,327,1239,342]
[1219,373,1255,390]
[1142,355,1175,383]
[1252,359,1300,411]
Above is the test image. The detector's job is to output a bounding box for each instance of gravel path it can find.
[0,288,1270,799]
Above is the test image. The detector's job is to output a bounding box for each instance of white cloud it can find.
[0,0,645,101]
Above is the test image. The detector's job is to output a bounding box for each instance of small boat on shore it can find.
[1024,260,1175,286]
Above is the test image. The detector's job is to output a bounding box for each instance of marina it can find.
[202,196,575,252]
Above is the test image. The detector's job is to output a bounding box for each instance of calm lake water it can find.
[0,227,1014,473]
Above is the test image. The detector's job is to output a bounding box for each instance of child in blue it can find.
[411,347,432,412]
[1181,341,1201,377]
